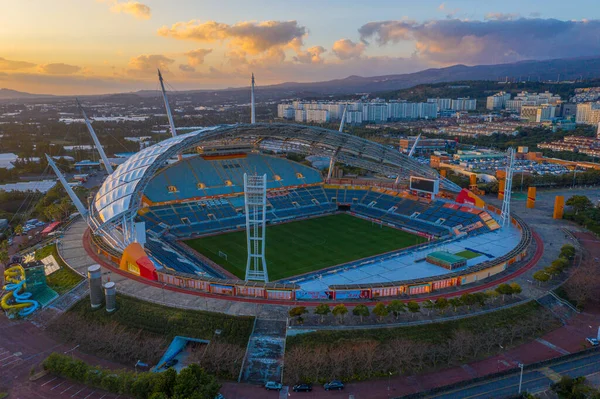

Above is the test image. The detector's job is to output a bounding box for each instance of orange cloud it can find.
[0,57,36,71]
[128,54,174,75]
[294,46,326,64]
[157,20,306,54]
[184,48,213,66]
[332,39,366,60]
[100,0,151,20]
[38,63,81,75]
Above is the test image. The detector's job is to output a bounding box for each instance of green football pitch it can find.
[183,213,427,281]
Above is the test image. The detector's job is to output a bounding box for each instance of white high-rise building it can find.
[452,97,477,111]
[427,98,452,110]
[363,103,388,123]
[305,109,330,123]
[576,102,600,125]
[486,92,511,110]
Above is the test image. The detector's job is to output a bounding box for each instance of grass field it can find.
[454,250,481,260]
[35,244,83,294]
[184,213,426,281]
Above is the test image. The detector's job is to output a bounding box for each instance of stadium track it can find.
[82,228,544,308]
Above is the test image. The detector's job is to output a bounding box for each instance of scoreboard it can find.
[410,176,440,195]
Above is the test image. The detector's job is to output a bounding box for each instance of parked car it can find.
[214,394,225,399]
[265,381,283,391]
[324,380,344,391]
[292,383,312,392]
[586,337,599,346]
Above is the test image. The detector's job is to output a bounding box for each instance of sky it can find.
[1,0,600,95]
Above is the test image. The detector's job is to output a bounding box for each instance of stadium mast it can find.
[251,73,256,124]
[76,99,113,175]
[408,133,421,157]
[45,155,88,217]
[326,105,347,181]
[158,69,177,138]
[243,173,269,282]
[500,147,515,227]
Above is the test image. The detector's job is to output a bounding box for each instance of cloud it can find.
[359,18,600,65]
[293,46,326,64]
[100,0,151,20]
[332,39,366,60]
[485,12,520,21]
[179,64,195,72]
[184,48,213,66]
[38,63,81,75]
[128,54,174,75]
[157,20,306,54]
[0,57,36,71]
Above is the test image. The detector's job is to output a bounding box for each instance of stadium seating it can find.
[145,153,323,202]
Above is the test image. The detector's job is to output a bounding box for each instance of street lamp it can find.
[387,371,392,397]
[518,363,524,394]
[64,344,80,359]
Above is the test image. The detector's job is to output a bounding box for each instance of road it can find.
[428,351,600,399]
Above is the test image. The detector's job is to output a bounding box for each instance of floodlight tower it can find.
[244,173,269,282]
[500,147,515,227]
[408,133,421,157]
[45,155,88,217]
[251,73,256,124]
[76,99,113,174]
[326,105,347,181]
[158,69,177,138]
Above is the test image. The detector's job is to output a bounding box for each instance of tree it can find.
[406,301,420,318]
[551,258,570,273]
[495,284,514,301]
[373,303,389,321]
[14,224,23,236]
[332,304,348,323]
[352,304,370,323]
[560,244,576,259]
[509,283,522,296]
[566,195,593,214]
[533,270,551,285]
[423,300,436,316]
[485,290,500,303]
[172,364,221,399]
[472,292,487,307]
[387,300,406,320]
[448,297,462,312]
[288,306,307,325]
[460,293,477,310]
[314,304,331,324]
[434,297,449,314]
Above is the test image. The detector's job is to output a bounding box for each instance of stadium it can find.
[86,121,532,302]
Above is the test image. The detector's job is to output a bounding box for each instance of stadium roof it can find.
[93,123,460,225]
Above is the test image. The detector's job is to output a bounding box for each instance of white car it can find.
[586,337,599,346]
[265,381,283,391]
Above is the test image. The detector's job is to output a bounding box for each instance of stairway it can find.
[239,319,287,385]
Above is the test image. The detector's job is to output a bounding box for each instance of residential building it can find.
[451,97,477,111]
[427,98,452,110]
[486,92,511,110]
[576,102,600,125]
[521,104,555,122]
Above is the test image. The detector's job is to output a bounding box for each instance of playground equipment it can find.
[1,264,40,317]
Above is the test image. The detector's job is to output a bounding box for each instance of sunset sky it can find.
[2,0,600,95]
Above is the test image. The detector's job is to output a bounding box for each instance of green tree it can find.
[509,282,522,296]
[533,270,551,285]
[485,290,500,303]
[172,364,221,399]
[434,297,449,314]
[314,304,331,324]
[288,306,308,325]
[14,224,23,236]
[332,304,348,323]
[449,297,462,312]
[387,300,406,320]
[560,244,576,259]
[423,300,436,316]
[0,239,8,265]
[495,284,514,301]
[352,304,370,323]
[472,292,488,307]
[406,301,420,318]
[566,195,593,214]
[460,293,477,310]
[372,303,389,321]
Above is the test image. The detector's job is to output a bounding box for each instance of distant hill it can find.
[257,56,600,95]
[0,88,54,100]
